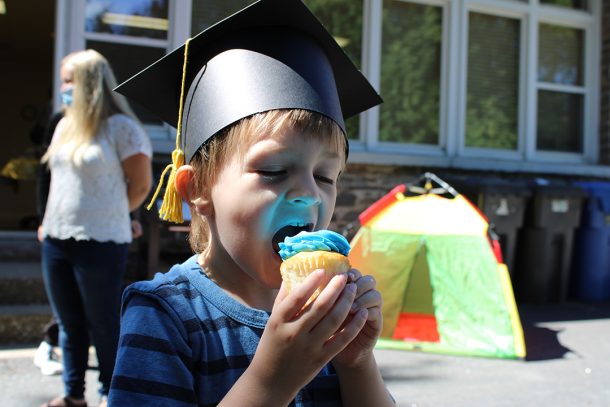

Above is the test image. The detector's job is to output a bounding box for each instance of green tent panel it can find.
[349,182,526,359]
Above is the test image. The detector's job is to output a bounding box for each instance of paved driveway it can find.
[1,302,609,406]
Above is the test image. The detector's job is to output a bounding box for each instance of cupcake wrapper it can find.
[280,251,351,304]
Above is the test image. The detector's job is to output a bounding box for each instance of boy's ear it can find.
[174,165,213,216]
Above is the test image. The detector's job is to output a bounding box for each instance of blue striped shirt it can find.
[109,255,342,406]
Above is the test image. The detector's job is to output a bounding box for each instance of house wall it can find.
[601,2,610,165]
[333,163,425,238]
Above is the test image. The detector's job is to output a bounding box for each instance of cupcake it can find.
[278,230,351,304]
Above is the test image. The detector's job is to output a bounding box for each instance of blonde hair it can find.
[188,109,346,256]
[42,49,138,164]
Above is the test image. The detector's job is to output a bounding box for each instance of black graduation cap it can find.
[115,0,382,164]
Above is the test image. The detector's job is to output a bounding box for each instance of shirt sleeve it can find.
[109,288,197,407]
[111,115,153,161]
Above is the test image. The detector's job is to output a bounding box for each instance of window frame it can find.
[532,2,598,163]
[351,0,603,175]
[457,2,527,161]
[55,0,191,151]
[55,0,605,176]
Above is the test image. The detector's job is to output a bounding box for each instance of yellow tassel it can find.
[146,149,185,222]
[146,38,192,223]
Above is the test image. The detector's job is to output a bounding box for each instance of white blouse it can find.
[42,114,152,244]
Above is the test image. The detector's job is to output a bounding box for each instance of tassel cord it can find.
[145,38,191,223]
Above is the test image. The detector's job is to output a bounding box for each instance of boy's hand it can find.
[248,269,368,403]
[332,269,383,369]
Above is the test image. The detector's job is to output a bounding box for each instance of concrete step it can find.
[0,231,40,261]
[0,304,53,346]
[0,231,173,346]
[0,261,47,305]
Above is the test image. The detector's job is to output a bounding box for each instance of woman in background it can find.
[40,49,152,407]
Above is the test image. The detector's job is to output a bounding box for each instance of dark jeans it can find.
[42,237,128,398]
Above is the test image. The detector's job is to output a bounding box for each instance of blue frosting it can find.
[278,230,350,260]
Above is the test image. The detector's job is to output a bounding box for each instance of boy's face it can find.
[207,126,343,289]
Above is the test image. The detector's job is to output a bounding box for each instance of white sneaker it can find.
[33,341,63,376]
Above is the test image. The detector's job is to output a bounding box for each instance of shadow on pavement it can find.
[518,301,610,361]
[521,324,571,361]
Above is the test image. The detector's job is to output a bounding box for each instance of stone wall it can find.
[331,163,425,238]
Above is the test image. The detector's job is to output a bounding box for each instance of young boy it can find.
[109,0,393,405]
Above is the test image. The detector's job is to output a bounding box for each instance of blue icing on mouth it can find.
[278,230,350,260]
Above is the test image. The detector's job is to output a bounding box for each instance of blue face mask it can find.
[61,88,73,107]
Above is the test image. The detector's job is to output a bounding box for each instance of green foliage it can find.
[379,1,441,144]
[304,0,363,140]
[465,12,519,150]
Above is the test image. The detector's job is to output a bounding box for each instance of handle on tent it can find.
[358,173,458,226]
[406,172,458,197]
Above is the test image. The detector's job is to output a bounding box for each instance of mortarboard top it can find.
[115,0,382,163]
[116,0,382,223]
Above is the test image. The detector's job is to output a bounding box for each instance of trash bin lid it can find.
[442,175,532,195]
[575,181,610,213]
[528,178,588,198]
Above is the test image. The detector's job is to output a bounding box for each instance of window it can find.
[84,0,171,128]
[190,0,365,139]
[59,0,601,172]
[380,1,442,145]
[85,0,169,39]
[536,23,585,153]
[190,0,255,33]
[304,0,364,139]
[466,12,520,150]
[86,40,166,124]
[356,0,599,169]
[540,0,588,11]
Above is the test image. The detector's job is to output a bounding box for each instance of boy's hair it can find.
[43,49,139,165]
[188,108,346,256]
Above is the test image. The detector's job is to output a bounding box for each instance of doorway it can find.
[0,0,56,230]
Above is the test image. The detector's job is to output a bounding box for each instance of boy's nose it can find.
[287,176,321,206]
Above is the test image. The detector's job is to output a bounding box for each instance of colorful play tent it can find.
[349,173,526,359]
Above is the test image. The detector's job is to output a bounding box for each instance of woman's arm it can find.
[122,153,152,211]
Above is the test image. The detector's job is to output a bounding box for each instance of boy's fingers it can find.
[307,276,354,339]
[365,306,383,326]
[354,275,376,297]
[324,308,368,352]
[347,268,361,282]
[350,289,382,315]
[276,269,327,319]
